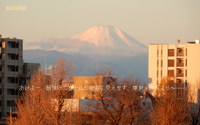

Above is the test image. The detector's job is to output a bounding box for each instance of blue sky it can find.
[0,0,200,46]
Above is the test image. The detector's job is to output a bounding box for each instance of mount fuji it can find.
[24,26,148,81]
[71,25,147,51]
[28,25,148,61]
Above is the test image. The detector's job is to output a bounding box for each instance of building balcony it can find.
[177,52,184,56]
[7,48,20,53]
[177,63,184,67]
[7,95,18,100]
[6,60,19,64]
[177,73,184,77]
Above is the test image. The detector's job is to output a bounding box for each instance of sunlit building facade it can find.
[148,40,200,103]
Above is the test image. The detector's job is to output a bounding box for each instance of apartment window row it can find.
[0,89,18,95]
[168,59,186,67]
[168,48,186,57]
[168,70,187,77]
[0,100,16,107]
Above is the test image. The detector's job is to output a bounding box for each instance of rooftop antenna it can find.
[183,24,185,44]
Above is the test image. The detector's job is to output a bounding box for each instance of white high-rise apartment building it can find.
[148,40,200,103]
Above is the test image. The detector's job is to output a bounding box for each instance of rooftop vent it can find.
[188,39,200,44]
[196,39,200,44]
[177,39,180,44]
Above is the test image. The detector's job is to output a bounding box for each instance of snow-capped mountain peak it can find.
[71,25,147,50]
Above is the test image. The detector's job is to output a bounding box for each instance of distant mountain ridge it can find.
[26,25,147,61]
[23,49,137,78]
[24,26,148,82]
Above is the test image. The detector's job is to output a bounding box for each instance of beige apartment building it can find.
[0,34,40,119]
[73,76,117,99]
[148,40,200,103]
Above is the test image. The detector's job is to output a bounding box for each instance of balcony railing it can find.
[177,63,184,67]
[177,52,184,56]
[177,73,184,77]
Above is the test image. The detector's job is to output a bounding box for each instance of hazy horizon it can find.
[1,0,200,47]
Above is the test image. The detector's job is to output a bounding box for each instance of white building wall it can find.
[187,44,200,103]
[148,45,158,91]
[149,43,200,103]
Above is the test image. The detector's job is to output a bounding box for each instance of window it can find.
[177,69,184,77]
[177,48,184,56]
[161,50,163,57]
[161,70,163,78]
[7,100,16,107]
[7,65,18,72]
[161,60,163,67]
[186,59,187,66]
[185,80,187,87]
[185,70,187,77]
[168,70,174,77]
[186,49,187,56]
[7,77,18,84]
[8,54,18,60]
[157,60,159,67]
[7,89,18,95]
[8,42,18,48]
[157,70,159,77]
[168,60,174,67]
[168,49,174,56]
[157,50,159,57]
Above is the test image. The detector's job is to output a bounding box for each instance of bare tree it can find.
[150,76,190,125]
[7,57,78,125]
[84,72,146,125]
[187,79,200,125]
